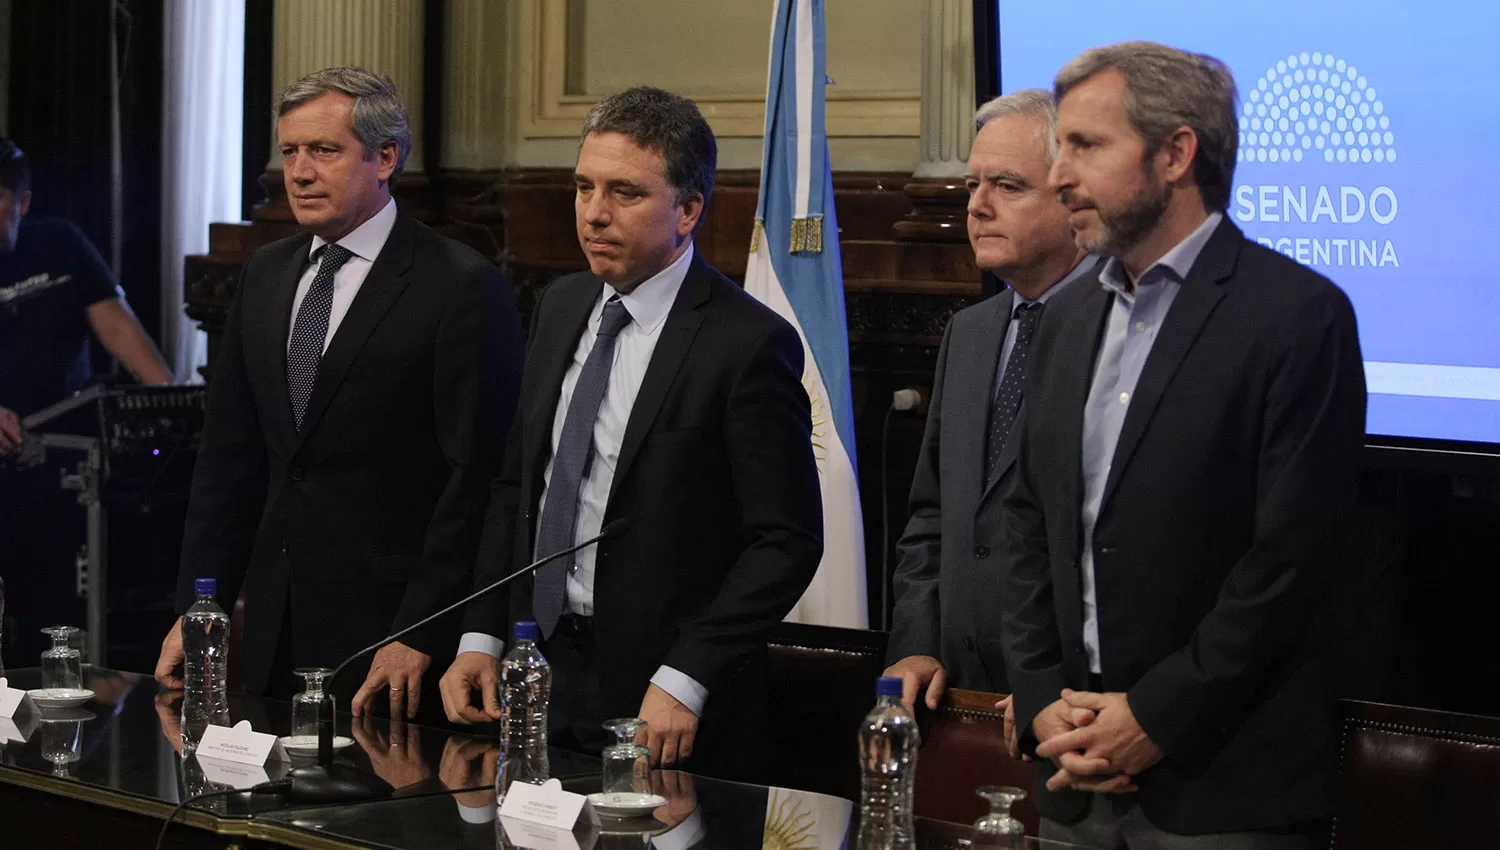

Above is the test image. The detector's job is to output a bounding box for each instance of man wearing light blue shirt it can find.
[1000,43,1366,846]
[439,88,822,780]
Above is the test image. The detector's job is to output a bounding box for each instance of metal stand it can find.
[35,434,107,667]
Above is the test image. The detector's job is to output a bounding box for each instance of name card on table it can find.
[499,778,596,830]
[0,678,37,720]
[198,720,289,766]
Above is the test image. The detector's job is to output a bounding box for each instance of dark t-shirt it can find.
[0,218,122,417]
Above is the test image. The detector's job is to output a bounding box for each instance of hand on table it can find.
[993,695,1030,762]
[439,651,503,725]
[637,683,698,767]
[882,654,947,712]
[352,641,431,720]
[153,617,185,689]
[0,406,22,453]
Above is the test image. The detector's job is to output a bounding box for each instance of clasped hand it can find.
[1032,689,1162,793]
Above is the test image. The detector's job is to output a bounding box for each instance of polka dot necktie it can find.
[986,301,1045,485]
[286,243,355,431]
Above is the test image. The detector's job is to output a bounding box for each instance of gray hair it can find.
[1055,41,1239,211]
[581,86,717,218]
[277,67,412,182]
[973,88,1059,164]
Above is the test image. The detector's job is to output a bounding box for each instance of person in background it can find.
[1000,42,1366,847]
[885,89,1097,713]
[0,138,173,663]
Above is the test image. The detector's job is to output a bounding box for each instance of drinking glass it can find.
[291,667,335,742]
[970,785,1027,849]
[40,626,82,691]
[600,717,651,795]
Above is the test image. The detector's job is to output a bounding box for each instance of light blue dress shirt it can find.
[459,244,709,716]
[1079,212,1223,674]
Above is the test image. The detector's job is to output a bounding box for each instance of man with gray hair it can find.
[155,67,524,725]
[439,86,822,781]
[1000,42,1366,846]
[884,89,1096,713]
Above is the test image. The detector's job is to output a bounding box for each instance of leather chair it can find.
[914,688,1038,834]
[763,622,889,800]
[1332,699,1500,849]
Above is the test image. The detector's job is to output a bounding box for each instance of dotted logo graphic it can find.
[1240,52,1395,165]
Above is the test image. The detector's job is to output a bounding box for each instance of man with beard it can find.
[998,42,1367,847]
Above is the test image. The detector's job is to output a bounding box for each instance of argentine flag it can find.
[746,0,868,629]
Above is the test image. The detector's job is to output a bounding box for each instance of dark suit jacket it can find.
[1000,218,1366,833]
[887,290,1020,692]
[177,213,524,701]
[462,252,823,779]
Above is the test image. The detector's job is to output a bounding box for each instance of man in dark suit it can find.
[885,89,1095,711]
[437,87,822,780]
[153,67,523,720]
[1000,43,1366,847]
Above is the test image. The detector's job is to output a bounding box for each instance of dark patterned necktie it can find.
[532,296,633,638]
[985,301,1045,485]
[286,243,355,430]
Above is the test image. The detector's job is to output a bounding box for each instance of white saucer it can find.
[27,688,94,710]
[278,734,356,756]
[587,791,668,818]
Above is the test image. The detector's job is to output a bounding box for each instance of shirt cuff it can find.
[650,666,708,717]
[650,808,705,850]
[455,798,497,824]
[458,632,505,658]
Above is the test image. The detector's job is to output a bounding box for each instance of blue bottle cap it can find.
[514,621,539,642]
[876,676,903,698]
[194,577,217,597]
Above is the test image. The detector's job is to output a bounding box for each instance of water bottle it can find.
[858,675,920,850]
[496,620,551,801]
[181,577,230,749]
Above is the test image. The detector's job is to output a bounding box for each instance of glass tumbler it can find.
[40,626,83,691]
[291,667,335,742]
[600,717,651,795]
[969,785,1027,849]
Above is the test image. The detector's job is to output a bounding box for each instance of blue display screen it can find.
[996,0,1500,446]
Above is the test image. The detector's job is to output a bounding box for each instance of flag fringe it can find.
[790,217,823,254]
[750,220,764,254]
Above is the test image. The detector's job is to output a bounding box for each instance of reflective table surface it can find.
[0,667,597,828]
[258,771,1082,850]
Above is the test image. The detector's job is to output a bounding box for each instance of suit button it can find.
[974,545,991,559]
[964,637,976,651]
[287,467,305,481]
[281,542,290,556]
[1099,546,1117,556]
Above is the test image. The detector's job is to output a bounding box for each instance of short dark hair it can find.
[581,86,717,213]
[0,140,31,195]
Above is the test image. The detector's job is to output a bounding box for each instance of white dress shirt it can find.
[1079,212,1222,674]
[459,244,709,716]
[286,198,398,353]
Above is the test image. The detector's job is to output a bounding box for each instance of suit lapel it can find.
[963,292,1010,504]
[1098,219,1241,508]
[609,257,710,499]
[291,215,417,451]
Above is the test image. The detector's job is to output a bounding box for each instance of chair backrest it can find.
[914,688,1037,834]
[1333,699,1500,849]
[763,622,889,801]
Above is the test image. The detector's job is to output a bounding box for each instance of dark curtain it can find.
[8,0,163,344]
